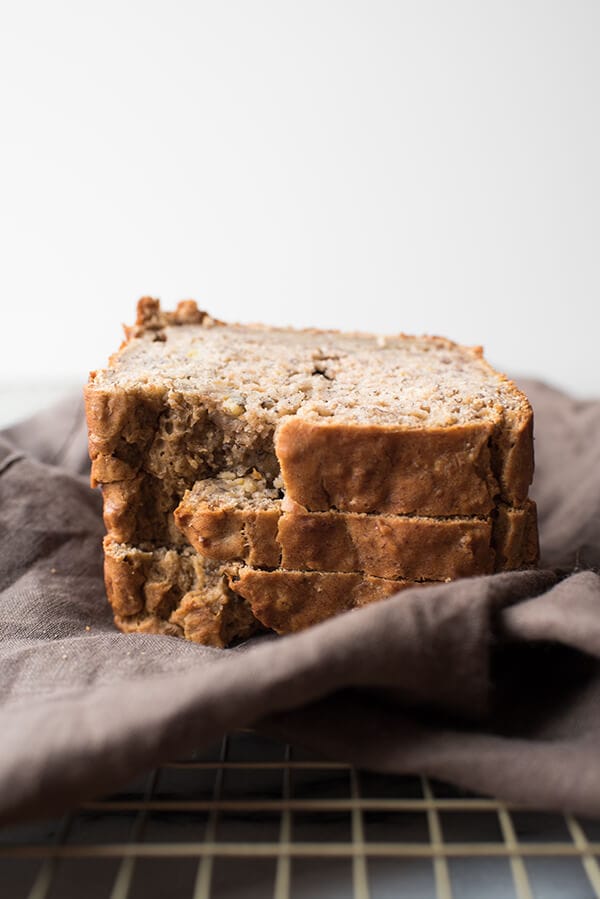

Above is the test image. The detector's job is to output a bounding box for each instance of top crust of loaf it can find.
[124,296,211,339]
[89,298,531,432]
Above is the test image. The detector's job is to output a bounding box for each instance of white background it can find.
[1,0,598,402]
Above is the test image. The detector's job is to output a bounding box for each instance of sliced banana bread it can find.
[87,298,538,646]
[104,539,419,639]
[103,539,260,647]
[173,474,538,580]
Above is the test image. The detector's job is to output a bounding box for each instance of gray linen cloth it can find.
[1,380,599,824]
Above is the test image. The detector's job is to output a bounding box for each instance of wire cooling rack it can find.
[2,731,600,899]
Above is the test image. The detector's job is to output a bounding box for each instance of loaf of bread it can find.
[85,298,538,645]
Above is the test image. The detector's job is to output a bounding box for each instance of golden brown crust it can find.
[275,420,498,516]
[104,542,146,617]
[175,493,499,579]
[169,589,257,646]
[492,407,535,507]
[103,539,261,648]
[175,504,281,567]
[123,297,210,341]
[277,512,494,578]
[101,479,141,544]
[229,568,417,634]
[84,384,165,487]
[101,475,188,546]
[494,500,539,570]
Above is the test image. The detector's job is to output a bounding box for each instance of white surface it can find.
[0,383,80,429]
[1,1,598,396]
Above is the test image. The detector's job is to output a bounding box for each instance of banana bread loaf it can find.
[87,298,538,645]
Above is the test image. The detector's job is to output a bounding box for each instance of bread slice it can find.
[86,298,534,549]
[104,539,420,640]
[173,474,538,580]
[493,503,540,570]
[103,539,261,647]
[228,568,417,634]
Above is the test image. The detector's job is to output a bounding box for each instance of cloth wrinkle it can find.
[0,451,25,477]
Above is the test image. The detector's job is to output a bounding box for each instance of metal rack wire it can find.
[2,731,600,898]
